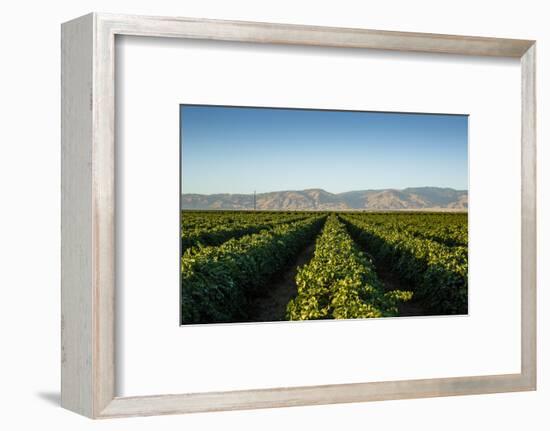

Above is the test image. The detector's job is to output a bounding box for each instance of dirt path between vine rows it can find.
[249,242,317,323]
[375,265,427,317]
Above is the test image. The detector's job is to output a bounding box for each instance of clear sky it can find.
[180,105,468,195]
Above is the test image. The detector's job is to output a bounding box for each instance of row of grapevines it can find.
[181,210,310,230]
[181,211,312,252]
[286,215,412,320]
[403,221,467,247]
[351,212,468,247]
[341,214,467,314]
[181,209,312,229]
[181,215,326,324]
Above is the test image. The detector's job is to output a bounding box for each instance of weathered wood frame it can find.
[61,12,537,419]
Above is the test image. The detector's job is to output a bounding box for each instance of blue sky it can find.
[180,105,468,195]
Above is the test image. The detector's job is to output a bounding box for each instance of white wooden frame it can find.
[61,12,537,419]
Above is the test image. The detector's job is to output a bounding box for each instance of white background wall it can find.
[0,0,547,429]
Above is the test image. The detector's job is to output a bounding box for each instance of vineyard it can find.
[181,211,468,324]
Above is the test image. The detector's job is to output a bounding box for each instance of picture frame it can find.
[61,12,536,419]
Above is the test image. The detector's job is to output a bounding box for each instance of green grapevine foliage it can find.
[286,215,412,320]
[341,213,467,314]
[180,210,468,323]
[181,211,311,252]
[181,215,325,323]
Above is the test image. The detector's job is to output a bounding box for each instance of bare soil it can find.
[248,242,316,322]
[376,265,427,317]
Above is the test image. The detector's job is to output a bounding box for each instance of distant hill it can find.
[181,187,468,211]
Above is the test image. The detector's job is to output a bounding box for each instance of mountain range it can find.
[181,187,468,211]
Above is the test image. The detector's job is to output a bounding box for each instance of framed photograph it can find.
[61,13,536,418]
[179,105,469,324]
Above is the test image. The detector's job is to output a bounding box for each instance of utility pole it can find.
[253,190,256,211]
